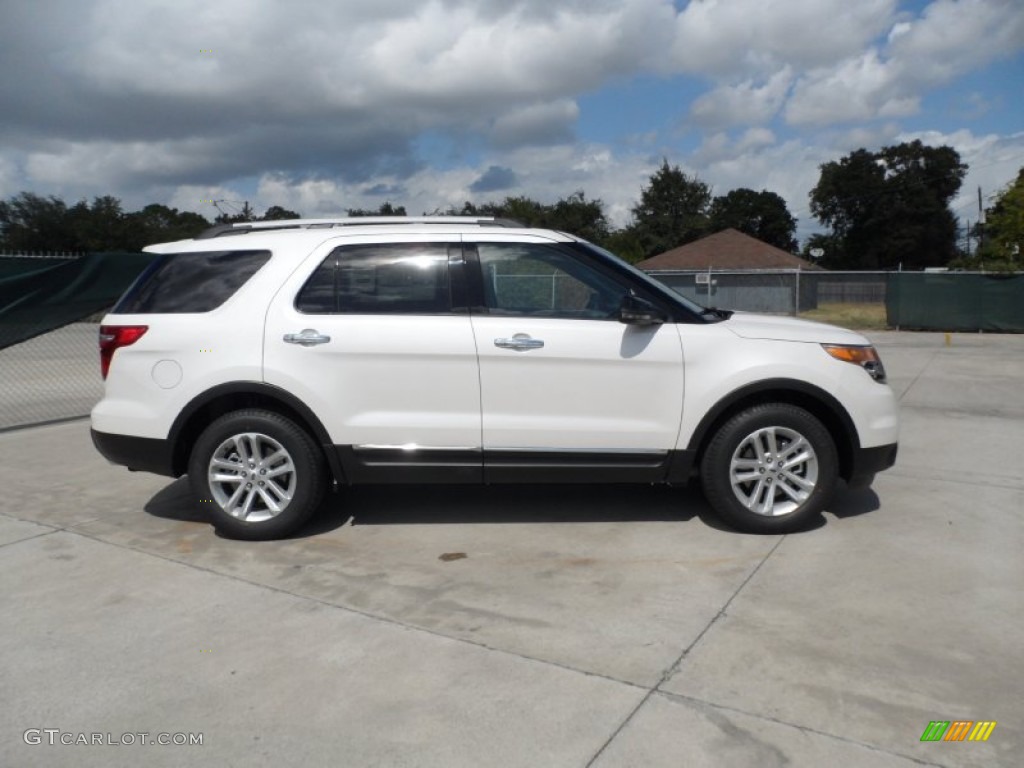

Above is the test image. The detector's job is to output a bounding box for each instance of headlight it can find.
[822,344,887,383]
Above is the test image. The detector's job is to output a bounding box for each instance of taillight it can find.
[99,325,148,379]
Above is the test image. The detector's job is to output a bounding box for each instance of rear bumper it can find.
[91,429,177,478]
[847,442,898,488]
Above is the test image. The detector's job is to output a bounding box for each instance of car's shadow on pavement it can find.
[827,484,881,520]
[145,477,879,539]
[332,483,713,526]
[144,477,731,537]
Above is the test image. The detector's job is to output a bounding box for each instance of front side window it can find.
[476,243,626,319]
[296,243,451,314]
[114,250,270,313]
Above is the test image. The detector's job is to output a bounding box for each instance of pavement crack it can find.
[0,527,61,549]
[896,347,943,403]
[0,512,63,548]
[655,691,949,768]
[584,536,786,767]
[655,535,785,688]
[52,527,650,695]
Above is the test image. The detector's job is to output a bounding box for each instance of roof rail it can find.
[195,216,526,239]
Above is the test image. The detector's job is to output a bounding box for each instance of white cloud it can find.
[786,51,908,126]
[488,100,581,148]
[670,0,896,77]
[1,0,1021,252]
[889,0,1024,84]
[786,0,1024,127]
[737,128,777,152]
[25,140,208,188]
[689,68,792,128]
[0,155,22,201]
[243,144,658,228]
[688,134,833,234]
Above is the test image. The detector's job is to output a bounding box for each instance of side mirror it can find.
[618,294,666,326]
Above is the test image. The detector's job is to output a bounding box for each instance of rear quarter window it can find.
[114,250,271,313]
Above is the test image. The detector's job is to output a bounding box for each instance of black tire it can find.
[700,404,838,534]
[188,409,326,540]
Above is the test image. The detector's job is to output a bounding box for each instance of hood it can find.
[723,312,869,345]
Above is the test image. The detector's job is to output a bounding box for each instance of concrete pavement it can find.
[1,331,1021,767]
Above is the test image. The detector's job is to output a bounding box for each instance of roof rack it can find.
[195,216,526,239]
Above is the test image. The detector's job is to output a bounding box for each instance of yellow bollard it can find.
[945,332,951,347]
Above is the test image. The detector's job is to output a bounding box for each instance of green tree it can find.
[800,233,842,266]
[547,191,610,244]
[0,193,143,252]
[630,160,711,258]
[444,192,611,245]
[125,204,210,249]
[68,196,132,251]
[0,192,76,251]
[261,205,302,220]
[709,188,797,252]
[214,201,257,224]
[449,196,546,225]
[347,201,407,216]
[810,140,967,269]
[601,228,646,264]
[981,167,1024,269]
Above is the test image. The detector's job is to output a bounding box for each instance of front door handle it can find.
[494,334,544,351]
[284,328,331,346]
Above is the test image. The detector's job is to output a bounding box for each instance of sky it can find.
[1,0,1022,245]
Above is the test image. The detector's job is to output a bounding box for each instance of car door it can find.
[264,235,482,482]
[467,236,685,483]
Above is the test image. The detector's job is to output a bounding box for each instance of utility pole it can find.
[977,186,984,252]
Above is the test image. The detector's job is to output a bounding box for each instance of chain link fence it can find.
[648,269,1024,331]
[0,320,104,430]
[1,251,150,431]
[647,270,889,315]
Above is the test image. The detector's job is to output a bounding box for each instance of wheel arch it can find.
[167,382,345,485]
[687,379,860,483]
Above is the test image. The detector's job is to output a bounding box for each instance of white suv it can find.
[91,217,898,539]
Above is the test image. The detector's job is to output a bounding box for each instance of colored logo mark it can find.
[920,720,996,742]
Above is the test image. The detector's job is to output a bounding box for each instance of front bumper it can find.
[847,442,898,488]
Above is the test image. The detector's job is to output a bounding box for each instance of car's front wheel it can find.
[188,409,326,540]
[700,404,838,533]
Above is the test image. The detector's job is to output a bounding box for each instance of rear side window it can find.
[114,250,270,313]
[296,243,450,314]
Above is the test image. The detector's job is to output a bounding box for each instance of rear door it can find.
[264,235,482,482]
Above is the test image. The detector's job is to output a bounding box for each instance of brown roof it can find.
[637,228,822,271]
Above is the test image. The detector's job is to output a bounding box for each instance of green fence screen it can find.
[0,252,155,350]
[886,272,1024,332]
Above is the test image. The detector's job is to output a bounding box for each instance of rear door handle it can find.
[284,328,331,346]
[494,334,544,351]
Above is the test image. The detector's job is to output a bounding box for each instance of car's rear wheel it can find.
[188,409,325,540]
[700,404,838,533]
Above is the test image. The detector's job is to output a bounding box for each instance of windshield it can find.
[574,239,711,316]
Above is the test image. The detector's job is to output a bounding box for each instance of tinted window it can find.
[476,243,625,319]
[114,250,270,313]
[296,243,450,314]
